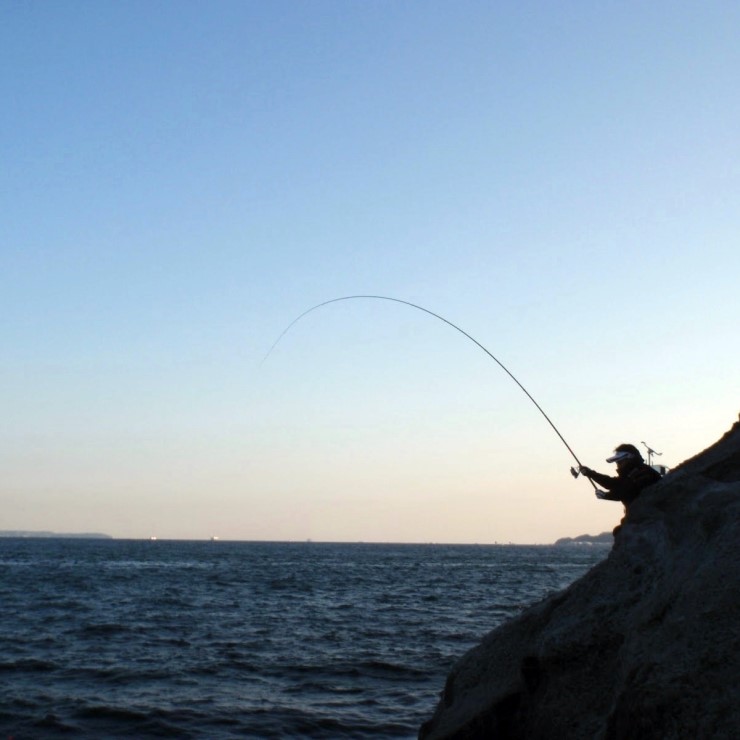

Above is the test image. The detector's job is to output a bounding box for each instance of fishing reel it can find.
[570,466,580,479]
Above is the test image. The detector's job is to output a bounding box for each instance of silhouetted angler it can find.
[579,443,662,511]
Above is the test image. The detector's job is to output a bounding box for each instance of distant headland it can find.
[0,530,112,539]
[553,531,613,546]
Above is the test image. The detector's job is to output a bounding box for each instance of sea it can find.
[0,539,609,739]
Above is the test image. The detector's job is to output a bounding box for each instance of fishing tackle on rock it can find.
[263,295,596,488]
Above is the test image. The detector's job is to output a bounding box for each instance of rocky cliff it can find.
[420,418,740,740]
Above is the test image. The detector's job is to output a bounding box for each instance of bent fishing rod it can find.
[263,295,595,488]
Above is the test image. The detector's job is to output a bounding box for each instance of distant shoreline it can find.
[0,530,112,539]
[554,532,613,546]
[0,532,612,544]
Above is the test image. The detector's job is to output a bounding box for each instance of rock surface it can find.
[420,418,740,740]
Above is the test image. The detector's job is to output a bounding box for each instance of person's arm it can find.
[579,467,618,490]
[596,469,656,505]
[580,467,624,502]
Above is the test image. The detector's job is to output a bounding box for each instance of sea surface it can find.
[0,539,609,738]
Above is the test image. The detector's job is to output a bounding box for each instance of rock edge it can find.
[420,418,740,740]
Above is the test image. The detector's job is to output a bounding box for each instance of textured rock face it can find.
[420,419,740,740]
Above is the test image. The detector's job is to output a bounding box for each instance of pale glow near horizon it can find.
[2,2,738,543]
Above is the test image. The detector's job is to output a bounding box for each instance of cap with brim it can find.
[606,451,634,463]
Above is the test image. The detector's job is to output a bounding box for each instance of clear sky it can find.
[2,1,738,543]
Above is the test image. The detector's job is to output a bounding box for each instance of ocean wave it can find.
[0,539,606,737]
[0,658,60,672]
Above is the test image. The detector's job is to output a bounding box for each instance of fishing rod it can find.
[263,295,595,488]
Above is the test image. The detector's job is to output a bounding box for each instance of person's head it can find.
[606,443,643,473]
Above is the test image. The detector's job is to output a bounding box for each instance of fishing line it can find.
[263,294,594,486]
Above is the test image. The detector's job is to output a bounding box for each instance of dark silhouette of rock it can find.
[420,417,740,740]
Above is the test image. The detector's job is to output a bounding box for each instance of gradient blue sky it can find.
[2,1,738,542]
